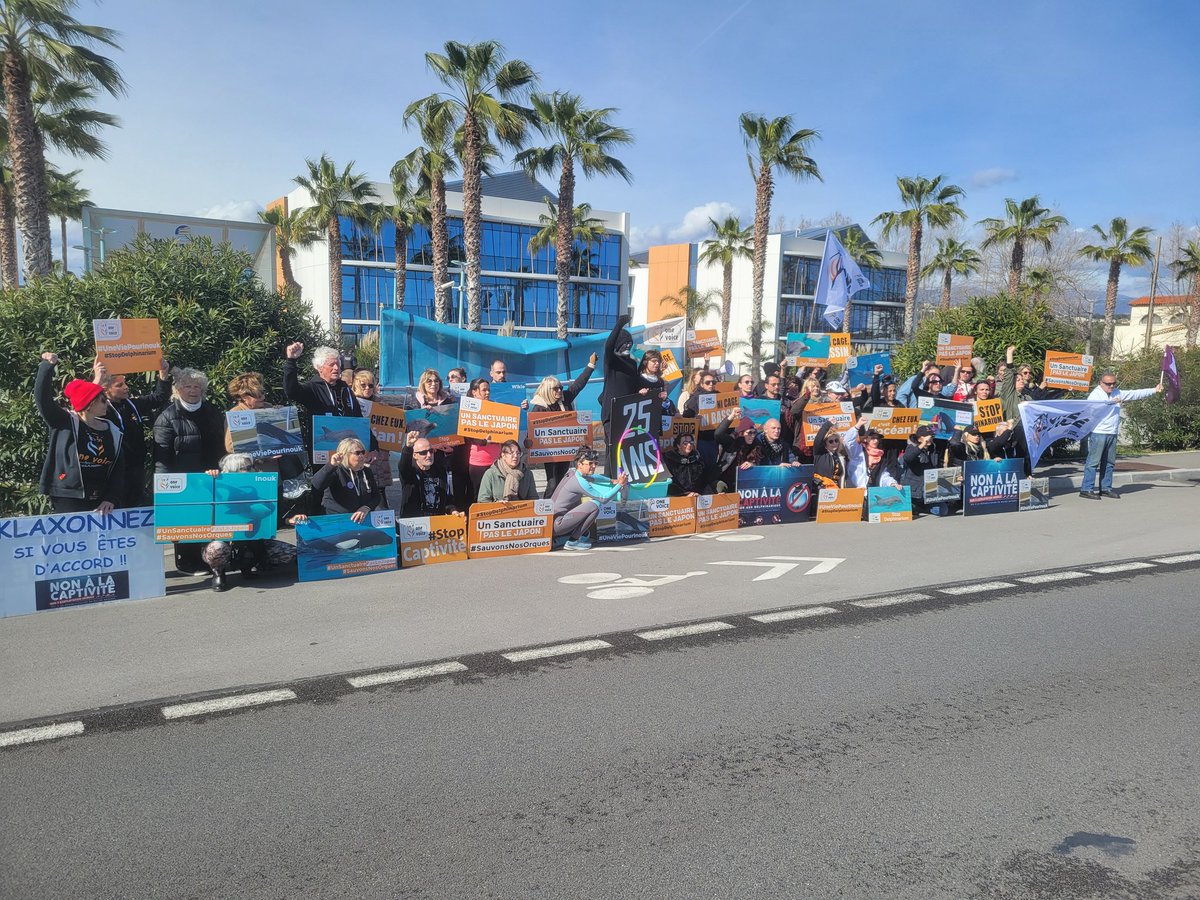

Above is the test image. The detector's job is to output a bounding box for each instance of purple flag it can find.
[1162,345,1180,404]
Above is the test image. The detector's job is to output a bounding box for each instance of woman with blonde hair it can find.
[350,369,395,497]
[412,368,453,409]
[678,369,705,411]
[528,353,597,497]
[310,437,384,521]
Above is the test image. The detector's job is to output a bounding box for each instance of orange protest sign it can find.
[662,416,699,442]
[686,329,723,357]
[467,500,554,558]
[935,333,974,365]
[816,487,866,523]
[589,420,606,452]
[362,400,408,452]
[694,493,739,533]
[974,398,1005,433]
[647,496,697,537]
[828,333,852,361]
[457,396,520,442]
[802,401,855,447]
[528,410,592,463]
[93,318,162,375]
[1044,351,1094,391]
[696,392,741,431]
[714,380,739,393]
[864,407,920,439]
[398,514,468,568]
[659,348,683,382]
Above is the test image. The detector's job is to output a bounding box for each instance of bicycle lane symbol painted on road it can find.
[558,571,709,600]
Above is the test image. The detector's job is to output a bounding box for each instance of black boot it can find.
[211,570,229,593]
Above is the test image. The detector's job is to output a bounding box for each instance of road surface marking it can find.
[637,621,734,641]
[502,640,612,663]
[851,593,932,608]
[750,606,839,623]
[0,721,84,748]
[1018,571,1091,584]
[347,662,468,688]
[1089,562,1156,574]
[1152,553,1200,564]
[939,581,1015,595]
[161,689,296,720]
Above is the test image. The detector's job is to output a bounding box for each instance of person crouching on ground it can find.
[477,440,537,503]
[311,438,384,520]
[549,448,630,551]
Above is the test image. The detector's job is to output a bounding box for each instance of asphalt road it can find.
[3,566,1199,899]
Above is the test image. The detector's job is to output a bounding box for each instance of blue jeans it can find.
[1082,432,1118,493]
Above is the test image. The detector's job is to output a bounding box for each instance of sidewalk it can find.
[1039,449,1200,492]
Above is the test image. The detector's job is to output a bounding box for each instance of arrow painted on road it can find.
[710,556,845,581]
[758,556,844,575]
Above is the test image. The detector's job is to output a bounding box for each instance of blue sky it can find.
[55,0,1200,295]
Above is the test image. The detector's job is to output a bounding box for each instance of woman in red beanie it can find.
[35,352,126,514]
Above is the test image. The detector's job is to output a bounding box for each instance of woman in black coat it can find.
[310,437,384,518]
[528,353,597,498]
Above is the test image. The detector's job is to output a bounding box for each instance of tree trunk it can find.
[394,227,408,309]
[555,155,575,340]
[279,247,300,298]
[720,260,733,352]
[750,165,772,377]
[1187,276,1199,350]
[903,222,922,336]
[327,217,342,343]
[2,52,53,279]
[461,111,483,331]
[1101,258,1121,355]
[940,269,952,310]
[1008,241,1024,297]
[431,170,449,323]
[60,216,68,272]
[0,177,19,289]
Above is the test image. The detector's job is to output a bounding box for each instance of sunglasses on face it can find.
[1102,381,1117,386]
[413,449,433,456]
[702,380,716,386]
[348,450,367,456]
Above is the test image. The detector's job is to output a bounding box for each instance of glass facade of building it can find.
[777,254,907,353]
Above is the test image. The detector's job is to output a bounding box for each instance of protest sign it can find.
[802,401,855,447]
[643,316,687,348]
[359,399,408,452]
[1018,399,1113,469]
[528,409,593,463]
[737,464,814,526]
[695,391,741,431]
[397,514,469,568]
[226,406,306,459]
[974,398,1005,433]
[962,458,1022,516]
[647,496,697,537]
[659,348,683,382]
[695,493,739,533]
[864,407,920,440]
[867,486,913,523]
[406,403,463,451]
[0,507,165,618]
[845,352,892,377]
[923,467,963,504]
[1043,351,1094,391]
[917,396,974,439]
[739,398,781,431]
[935,333,974,365]
[596,499,651,544]
[154,472,278,542]
[661,416,699,442]
[458,396,520,443]
[296,510,397,582]
[1019,477,1050,511]
[816,488,865,523]
[468,500,553,558]
[608,392,665,484]
[784,332,829,366]
[686,329,722,357]
[92,317,163,374]
[311,415,373,464]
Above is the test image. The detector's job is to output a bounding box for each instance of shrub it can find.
[1116,345,1200,451]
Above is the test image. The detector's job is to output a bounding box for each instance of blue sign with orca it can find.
[296,511,397,582]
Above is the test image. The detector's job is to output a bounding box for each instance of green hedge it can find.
[1117,346,1200,451]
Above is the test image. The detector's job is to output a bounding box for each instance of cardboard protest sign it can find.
[816,487,866,523]
[739,398,782,431]
[596,499,651,544]
[643,316,687,348]
[864,407,920,440]
[935,333,975,365]
[867,486,913,523]
[0,507,165,618]
[457,396,520,443]
[527,410,593,463]
[467,500,554,558]
[397,514,468,568]
[963,458,1022,516]
[695,391,741,431]
[311,415,372,464]
[845,352,892,377]
[923,467,963,504]
[406,403,462,451]
[737,464,814,526]
[92,318,163,374]
[784,332,830,366]
[686,329,722,357]
[647,496,697,537]
[802,401,855,447]
[714,380,739,393]
[358,399,408,452]
[695,493,740,533]
[917,396,974,439]
[589,420,606,452]
[154,472,278,543]
[974,398,1005,433]
[296,510,397,582]
[607,393,665,484]
[659,348,683,382]
[1044,351,1094,391]
[661,416,699,442]
[226,406,306,459]
[1019,477,1050,511]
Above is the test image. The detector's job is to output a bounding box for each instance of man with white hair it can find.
[283,342,364,418]
[1079,369,1162,499]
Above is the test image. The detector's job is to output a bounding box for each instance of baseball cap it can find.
[825,381,848,394]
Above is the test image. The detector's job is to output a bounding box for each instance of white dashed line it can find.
[0,721,84,748]
[636,621,734,641]
[161,689,297,720]
[346,661,468,688]
[502,640,612,663]
[750,606,840,623]
[1153,553,1200,564]
[1018,571,1091,584]
[939,581,1015,595]
[1089,562,1156,574]
[851,593,932,609]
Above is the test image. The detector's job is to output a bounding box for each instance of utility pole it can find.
[1143,236,1163,353]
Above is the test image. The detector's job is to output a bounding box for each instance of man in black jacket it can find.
[598,314,639,428]
[94,356,172,507]
[283,342,364,418]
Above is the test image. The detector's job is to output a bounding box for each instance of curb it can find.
[1047,467,1200,493]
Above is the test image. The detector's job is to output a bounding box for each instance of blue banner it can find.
[296,511,397,581]
[962,458,1023,516]
[736,464,814,526]
[845,352,892,377]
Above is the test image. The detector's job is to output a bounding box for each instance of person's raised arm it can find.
[35,353,71,428]
[564,353,597,403]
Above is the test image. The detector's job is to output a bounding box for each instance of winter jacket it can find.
[899,441,940,493]
[35,360,126,503]
[105,376,172,502]
[812,420,849,488]
[598,315,639,423]
[398,445,453,516]
[311,463,384,515]
[713,418,760,485]
[153,400,226,474]
[947,430,989,467]
[283,359,364,418]
[477,462,538,504]
[664,447,709,495]
[753,433,796,466]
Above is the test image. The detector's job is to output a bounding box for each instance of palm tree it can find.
[410,40,536,332]
[515,91,633,338]
[384,151,426,310]
[872,176,966,335]
[920,237,982,310]
[405,97,459,323]
[663,284,721,325]
[293,155,376,342]
[1170,240,1200,350]
[835,226,883,267]
[525,199,606,330]
[725,319,777,369]
[979,196,1068,298]
[45,167,89,273]
[1078,217,1154,353]
[0,2,124,280]
[1024,266,1057,303]
[697,215,753,352]
[740,113,821,375]
[258,205,318,297]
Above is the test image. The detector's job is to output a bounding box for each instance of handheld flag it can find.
[1162,345,1180,404]
[815,230,871,331]
[1018,399,1115,470]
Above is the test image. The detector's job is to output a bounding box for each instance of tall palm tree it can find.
[45,166,89,272]
[1078,217,1154,353]
[528,200,607,330]
[740,113,821,375]
[385,150,426,310]
[0,1,124,280]
[1170,240,1200,350]
[1024,265,1057,303]
[293,155,376,342]
[872,176,966,335]
[697,215,753,351]
[663,284,721,326]
[920,237,982,310]
[979,196,1068,298]
[258,205,318,297]
[405,97,459,323]
[410,40,536,332]
[0,164,16,288]
[835,226,883,267]
[515,91,633,338]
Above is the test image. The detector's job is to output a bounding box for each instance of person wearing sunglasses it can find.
[528,353,598,497]
[310,438,384,522]
[896,360,942,407]
[399,431,457,517]
[1079,370,1163,499]
[548,447,630,550]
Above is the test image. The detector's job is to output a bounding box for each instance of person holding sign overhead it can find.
[528,353,597,498]
[93,355,172,508]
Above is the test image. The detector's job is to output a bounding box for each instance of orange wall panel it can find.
[646,243,692,323]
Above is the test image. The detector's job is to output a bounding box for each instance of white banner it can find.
[1019,399,1115,470]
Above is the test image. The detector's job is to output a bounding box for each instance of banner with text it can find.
[974,398,1005,432]
[816,487,866,523]
[917,396,974,439]
[93,317,163,374]
[1043,351,1094,391]
[358,399,409,452]
[864,407,920,440]
[458,396,521,443]
[647,495,697,537]
[962,458,1023,516]
[867,486,913,523]
[695,493,740,533]
[154,472,278,543]
[406,403,463,451]
[935,333,974,365]
[227,406,306,459]
[527,409,593,463]
[802,401,855,447]
[468,500,554,558]
[296,510,397,581]
[1018,399,1114,469]
[398,514,469,568]
[737,465,814,526]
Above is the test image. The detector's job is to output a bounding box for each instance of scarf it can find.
[178,398,203,413]
[866,446,884,465]
[496,457,524,500]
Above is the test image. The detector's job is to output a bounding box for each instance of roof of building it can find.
[443,171,557,204]
[629,250,649,265]
[1129,295,1192,306]
[785,224,873,243]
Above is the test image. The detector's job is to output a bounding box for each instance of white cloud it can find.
[970,167,1019,189]
[191,200,263,222]
[629,200,740,252]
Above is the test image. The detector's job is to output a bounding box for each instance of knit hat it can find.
[64,379,104,413]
